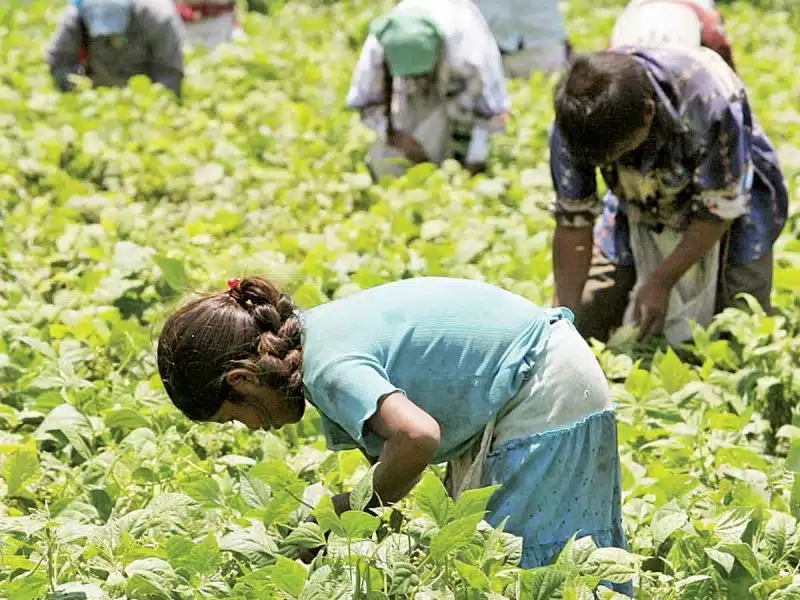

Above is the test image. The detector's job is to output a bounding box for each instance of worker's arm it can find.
[332,392,441,514]
[47,5,83,92]
[553,224,594,312]
[549,124,602,313]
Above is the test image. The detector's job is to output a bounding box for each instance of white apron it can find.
[182,12,235,49]
[610,1,704,49]
[446,319,612,499]
[367,84,451,179]
[622,223,719,346]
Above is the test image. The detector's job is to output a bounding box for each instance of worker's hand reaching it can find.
[389,131,430,164]
[634,276,671,340]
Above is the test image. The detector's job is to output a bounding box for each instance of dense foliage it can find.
[0,0,799,598]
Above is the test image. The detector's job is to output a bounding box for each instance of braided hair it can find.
[157,277,304,421]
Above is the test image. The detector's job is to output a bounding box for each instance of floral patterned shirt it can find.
[550,46,787,265]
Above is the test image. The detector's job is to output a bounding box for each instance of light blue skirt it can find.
[482,408,632,596]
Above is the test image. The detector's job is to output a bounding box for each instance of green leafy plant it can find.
[0,0,798,598]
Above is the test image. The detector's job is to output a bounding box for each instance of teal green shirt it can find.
[300,277,572,462]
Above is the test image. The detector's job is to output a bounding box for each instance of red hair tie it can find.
[227,278,242,294]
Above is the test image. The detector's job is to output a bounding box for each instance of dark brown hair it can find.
[554,51,654,164]
[156,277,303,421]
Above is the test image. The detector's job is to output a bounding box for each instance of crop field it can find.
[0,0,799,598]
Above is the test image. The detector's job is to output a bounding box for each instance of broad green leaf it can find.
[36,405,93,458]
[350,463,377,511]
[787,440,800,473]
[166,533,220,576]
[300,564,353,600]
[292,283,327,309]
[454,560,490,591]
[337,449,368,482]
[705,547,735,574]
[237,567,276,595]
[284,521,326,549]
[714,509,753,543]
[219,525,279,567]
[653,347,695,394]
[263,482,306,526]
[450,485,501,522]
[554,535,579,573]
[791,474,800,521]
[716,447,770,472]
[88,488,114,523]
[519,567,567,599]
[125,558,178,599]
[18,336,57,360]
[165,535,194,567]
[675,575,713,599]
[1,555,39,570]
[5,572,49,600]
[749,575,794,599]
[625,367,655,398]
[272,555,307,599]
[250,459,300,488]
[61,426,92,460]
[104,408,150,432]
[650,503,688,545]
[4,442,39,496]
[762,511,797,559]
[313,497,346,537]
[340,510,380,539]
[720,543,761,579]
[430,513,482,561]
[240,474,271,509]
[561,580,597,600]
[153,254,187,291]
[596,588,632,600]
[180,474,222,507]
[581,547,638,584]
[415,471,450,527]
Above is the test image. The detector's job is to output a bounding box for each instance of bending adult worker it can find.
[550,47,787,346]
[346,0,509,179]
[47,0,184,96]
[610,0,736,70]
[474,0,572,78]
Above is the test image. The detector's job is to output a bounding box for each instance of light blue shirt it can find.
[300,278,572,463]
[474,0,566,54]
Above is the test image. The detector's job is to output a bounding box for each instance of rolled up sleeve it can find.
[692,100,753,222]
[346,35,386,110]
[307,358,403,457]
[549,124,601,227]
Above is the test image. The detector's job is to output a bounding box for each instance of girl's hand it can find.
[331,492,352,515]
[634,275,671,340]
[296,546,321,564]
[465,162,486,176]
